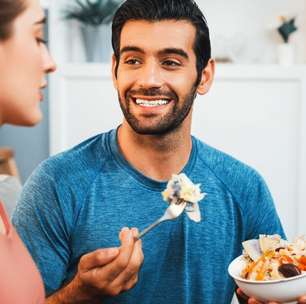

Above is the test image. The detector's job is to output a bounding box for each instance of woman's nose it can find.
[43,46,57,74]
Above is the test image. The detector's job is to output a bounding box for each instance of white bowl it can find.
[228,255,306,302]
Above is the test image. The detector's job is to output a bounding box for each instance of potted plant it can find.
[276,16,297,66]
[65,0,120,62]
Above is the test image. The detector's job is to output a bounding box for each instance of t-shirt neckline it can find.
[108,127,198,191]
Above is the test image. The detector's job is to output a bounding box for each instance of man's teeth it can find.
[135,99,169,107]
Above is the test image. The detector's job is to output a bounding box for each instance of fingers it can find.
[247,295,306,304]
[298,295,306,304]
[237,288,281,304]
[248,298,262,304]
[79,247,120,272]
[237,288,304,304]
[123,273,139,291]
[237,288,249,302]
[99,227,136,282]
[75,227,143,298]
[111,228,144,290]
[248,297,280,304]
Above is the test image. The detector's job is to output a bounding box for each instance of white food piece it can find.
[242,239,262,262]
[162,173,205,204]
[162,173,205,223]
[259,234,288,253]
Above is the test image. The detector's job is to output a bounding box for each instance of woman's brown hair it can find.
[0,0,26,40]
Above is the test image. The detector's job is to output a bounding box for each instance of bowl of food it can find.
[228,235,306,302]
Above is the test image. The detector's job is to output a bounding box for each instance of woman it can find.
[0,0,56,302]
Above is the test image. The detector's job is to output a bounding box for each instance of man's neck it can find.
[117,122,192,182]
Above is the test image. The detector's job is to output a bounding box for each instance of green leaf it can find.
[64,0,121,26]
[277,17,297,43]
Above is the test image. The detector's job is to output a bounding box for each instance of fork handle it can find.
[137,217,164,239]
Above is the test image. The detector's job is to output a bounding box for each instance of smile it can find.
[135,98,171,107]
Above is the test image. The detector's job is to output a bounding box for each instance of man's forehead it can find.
[119,19,196,51]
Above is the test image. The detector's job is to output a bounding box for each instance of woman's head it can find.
[0,0,56,126]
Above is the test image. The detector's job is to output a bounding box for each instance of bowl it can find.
[228,255,306,302]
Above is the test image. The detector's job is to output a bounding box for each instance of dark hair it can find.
[112,0,211,84]
[0,0,26,40]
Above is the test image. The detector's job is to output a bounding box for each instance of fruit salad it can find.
[241,234,306,281]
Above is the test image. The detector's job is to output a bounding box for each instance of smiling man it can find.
[12,0,286,303]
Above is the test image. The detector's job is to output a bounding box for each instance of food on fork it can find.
[162,173,205,222]
[162,173,205,205]
[137,174,205,239]
[241,234,306,281]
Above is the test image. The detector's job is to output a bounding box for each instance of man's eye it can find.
[162,60,181,67]
[125,59,141,65]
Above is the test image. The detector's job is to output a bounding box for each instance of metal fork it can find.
[137,202,187,239]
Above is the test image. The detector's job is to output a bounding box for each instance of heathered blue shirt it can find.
[12,129,284,304]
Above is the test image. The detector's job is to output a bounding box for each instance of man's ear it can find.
[196,59,215,95]
[112,54,118,89]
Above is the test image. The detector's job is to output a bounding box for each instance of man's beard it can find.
[118,85,197,135]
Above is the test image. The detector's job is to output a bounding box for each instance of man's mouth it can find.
[135,98,171,107]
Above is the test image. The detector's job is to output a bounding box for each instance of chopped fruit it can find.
[240,235,306,281]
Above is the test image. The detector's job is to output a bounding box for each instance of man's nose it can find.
[138,61,163,89]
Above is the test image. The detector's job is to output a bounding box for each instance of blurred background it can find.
[0,0,306,240]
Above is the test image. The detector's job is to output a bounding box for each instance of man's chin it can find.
[128,122,178,136]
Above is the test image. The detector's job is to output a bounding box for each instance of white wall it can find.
[198,0,306,64]
[49,0,306,65]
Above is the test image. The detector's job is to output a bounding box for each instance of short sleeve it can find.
[243,171,285,241]
[12,163,73,295]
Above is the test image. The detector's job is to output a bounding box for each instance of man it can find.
[13,0,302,303]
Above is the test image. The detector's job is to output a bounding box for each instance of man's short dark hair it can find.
[112,0,211,85]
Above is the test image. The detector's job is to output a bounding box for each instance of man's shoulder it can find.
[194,137,265,193]
[35,130,115,182]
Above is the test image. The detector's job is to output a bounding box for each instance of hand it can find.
[73,227,144,301]
[237,288,306,304]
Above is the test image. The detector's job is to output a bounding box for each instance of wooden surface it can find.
[0,148,19,178]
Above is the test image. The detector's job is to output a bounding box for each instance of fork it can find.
[137,201,187,239]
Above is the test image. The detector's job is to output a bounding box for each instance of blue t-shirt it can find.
[12,129,284,304]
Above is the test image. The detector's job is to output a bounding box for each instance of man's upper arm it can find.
[12,163,72,295]
[243,171,285,241]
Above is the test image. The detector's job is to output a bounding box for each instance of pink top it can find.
[0,202,45,304]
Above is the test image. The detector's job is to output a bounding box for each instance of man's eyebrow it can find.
[158,48,189,60]
[119,46,189,60]
[120,46,145,55]
[34,16,47,25]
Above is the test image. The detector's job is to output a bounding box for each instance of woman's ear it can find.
[196,59,215,95]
